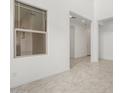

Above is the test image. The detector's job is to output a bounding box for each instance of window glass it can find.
[16,31,46,56]
[15,2,46,31]
[15,1,47,57]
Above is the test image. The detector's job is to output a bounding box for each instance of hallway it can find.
[11,57,113,93]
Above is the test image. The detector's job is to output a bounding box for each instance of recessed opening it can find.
[69,11,91,68]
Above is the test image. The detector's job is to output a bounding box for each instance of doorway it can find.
[69,11,91,68]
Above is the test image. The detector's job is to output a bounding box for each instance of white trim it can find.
[15,53,48,59]
[15,2,46,14]
[17,3,20,27]
[16,0,48,12]
[15,28,46,34]
[14,28,16,58]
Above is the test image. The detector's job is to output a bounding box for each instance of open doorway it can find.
[69,11,91,68]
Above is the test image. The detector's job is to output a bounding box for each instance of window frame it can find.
[14,1,48,58]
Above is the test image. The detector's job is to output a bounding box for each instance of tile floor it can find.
[11,57,113,93]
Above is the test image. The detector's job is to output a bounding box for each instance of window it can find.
[14,1,47,57]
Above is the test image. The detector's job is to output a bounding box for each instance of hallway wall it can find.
[70,25,75,58]
[86,25,91,56]
[99,20,113,60]
[70,20,91,58]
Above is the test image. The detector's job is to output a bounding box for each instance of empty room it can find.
[10,0,113,93]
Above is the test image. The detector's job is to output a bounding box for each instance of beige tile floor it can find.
[11,57,113,93]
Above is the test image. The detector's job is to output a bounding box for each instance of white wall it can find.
[70,20,90,58]
[94,0,113,20]
[11,0,94,88]
[11,0,70,88]
[69,0,94,20]
[86,25,91,55]
[92,0,113,62]
[91,21,99,62]
[70,25,75,58]
[74,23,89,58]
[99,20,113,60]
